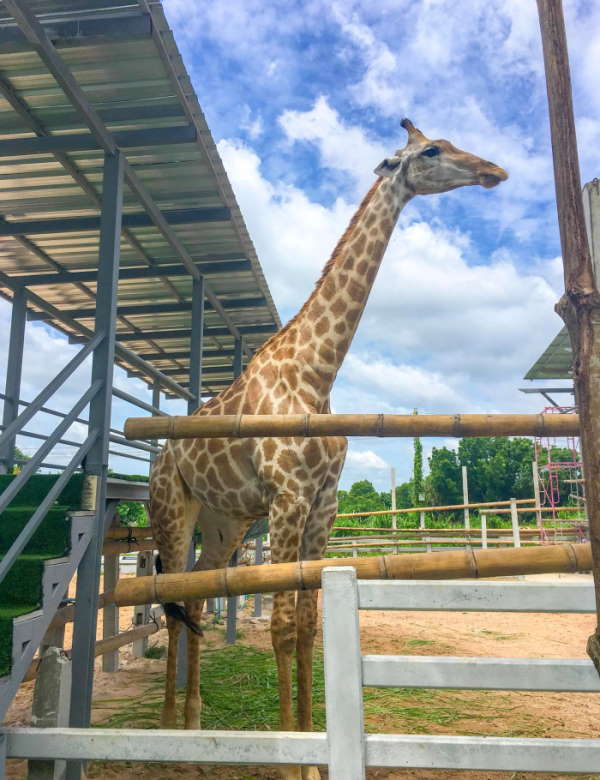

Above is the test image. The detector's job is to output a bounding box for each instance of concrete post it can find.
[462,466,470,530]
[481,513,488,549]
[511,498,521,548]
[131,550,154,657]
[28,647,72,780]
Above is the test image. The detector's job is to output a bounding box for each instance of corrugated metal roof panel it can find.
[0,0,280,396]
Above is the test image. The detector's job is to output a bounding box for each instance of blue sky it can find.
[1,0,599,491]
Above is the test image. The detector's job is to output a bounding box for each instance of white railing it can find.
[3,572,600,777]
[322,569,600,778]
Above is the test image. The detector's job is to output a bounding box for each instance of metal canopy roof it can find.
[524,327,572,380]
[0,0,281,398]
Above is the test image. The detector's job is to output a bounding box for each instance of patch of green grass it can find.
[404,638,435,647]
[478,628,522,641]
[143,644,166,659]
[93,644,556,741]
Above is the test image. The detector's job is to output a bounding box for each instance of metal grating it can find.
[0,0,281,397]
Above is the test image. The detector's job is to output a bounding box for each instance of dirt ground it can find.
[4,572,600,780]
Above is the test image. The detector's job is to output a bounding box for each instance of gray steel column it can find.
[66,151,124,780]
[176,276,203,685]
[226,337,244,643]
[188,275,205,414]
[233,335,243,378]
[0,287,26,474]
[253,536,264,618]
[149,382,160,467]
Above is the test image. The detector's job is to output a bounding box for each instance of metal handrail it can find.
[0,394,160,457]
[0,380,102,517]
[112,387,166,416]
[0,429,99,587]
[0,332,104,452]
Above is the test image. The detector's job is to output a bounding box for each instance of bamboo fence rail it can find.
[111,542,592,607]
[124,412,579,441]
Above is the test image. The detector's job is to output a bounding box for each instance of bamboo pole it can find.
[110,542,592,607]
[124,413,579,441]
[24,622,162,682]
[102,537,156,556]
[104,527,153,540]
[336,498,535,518]
[536,0,600,670]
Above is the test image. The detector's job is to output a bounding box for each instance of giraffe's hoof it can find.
[184,705,201,730]
[301,767,321,780]
[160,709,178,729]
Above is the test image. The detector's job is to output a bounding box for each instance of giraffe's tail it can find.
[155,554,203,636]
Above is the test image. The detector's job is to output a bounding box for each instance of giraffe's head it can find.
[375,119,508,195]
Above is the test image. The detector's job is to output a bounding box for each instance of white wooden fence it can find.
[3,571,600,777]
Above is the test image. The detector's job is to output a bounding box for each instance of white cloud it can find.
[279,96,388,194]
[345,448,389,471]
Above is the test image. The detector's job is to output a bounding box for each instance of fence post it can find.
[28,647,72,780]
[102,514,120,673]
[322,567,365,780]
[0,286,26,474]
[176,539,196,688]
[420,511,431,553]
[226,549,239,645]
[511,498,521,548]
[481,512,488,549]
[462,465,470,533]
[132,550,154,657]
[253,536,263,618]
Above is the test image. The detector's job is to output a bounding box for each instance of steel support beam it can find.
[0,207,229,237]
[138,348,236,361]
[149,383,160,467]
[114,324,278,342]
[129,364,232,378]
[225,340,244,643]
[28,296,265,322]
[67,152,124,780]
[188,276,205,414]
[0,125,197,157]
[12,259,250,287]
[0,11,152,48]
[0,286,26,473]
[2,0,251,352]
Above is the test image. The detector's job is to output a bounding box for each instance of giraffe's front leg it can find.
[269,493,310,780]
[184,599,204,729]
[297,590,321,780]
[161,615,182,729]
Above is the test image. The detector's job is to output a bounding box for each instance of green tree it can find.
[412,411,424,508]
[427,446,462,516]
[336,479,388,533]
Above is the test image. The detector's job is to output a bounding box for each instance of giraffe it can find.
[149,119,507,779]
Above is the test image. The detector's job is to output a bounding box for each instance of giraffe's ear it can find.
[374,157,401,177]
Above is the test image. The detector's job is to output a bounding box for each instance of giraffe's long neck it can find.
[274,175,413,401]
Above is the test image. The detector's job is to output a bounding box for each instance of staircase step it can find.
[0,511,94,716]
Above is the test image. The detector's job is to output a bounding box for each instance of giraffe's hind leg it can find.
[182,507,253,729]
[149,447,199,729]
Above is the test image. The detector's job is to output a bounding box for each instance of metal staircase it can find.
[0,509,94,719]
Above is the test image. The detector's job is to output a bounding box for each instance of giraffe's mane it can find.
[250,176,383,361]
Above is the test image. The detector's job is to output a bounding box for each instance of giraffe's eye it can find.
[421,146,440,158]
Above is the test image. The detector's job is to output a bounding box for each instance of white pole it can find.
[390,467,397,530]
[462,466,470,530]
[420,511,431,553]
[510,498,521,548]
[481,512,488,549]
